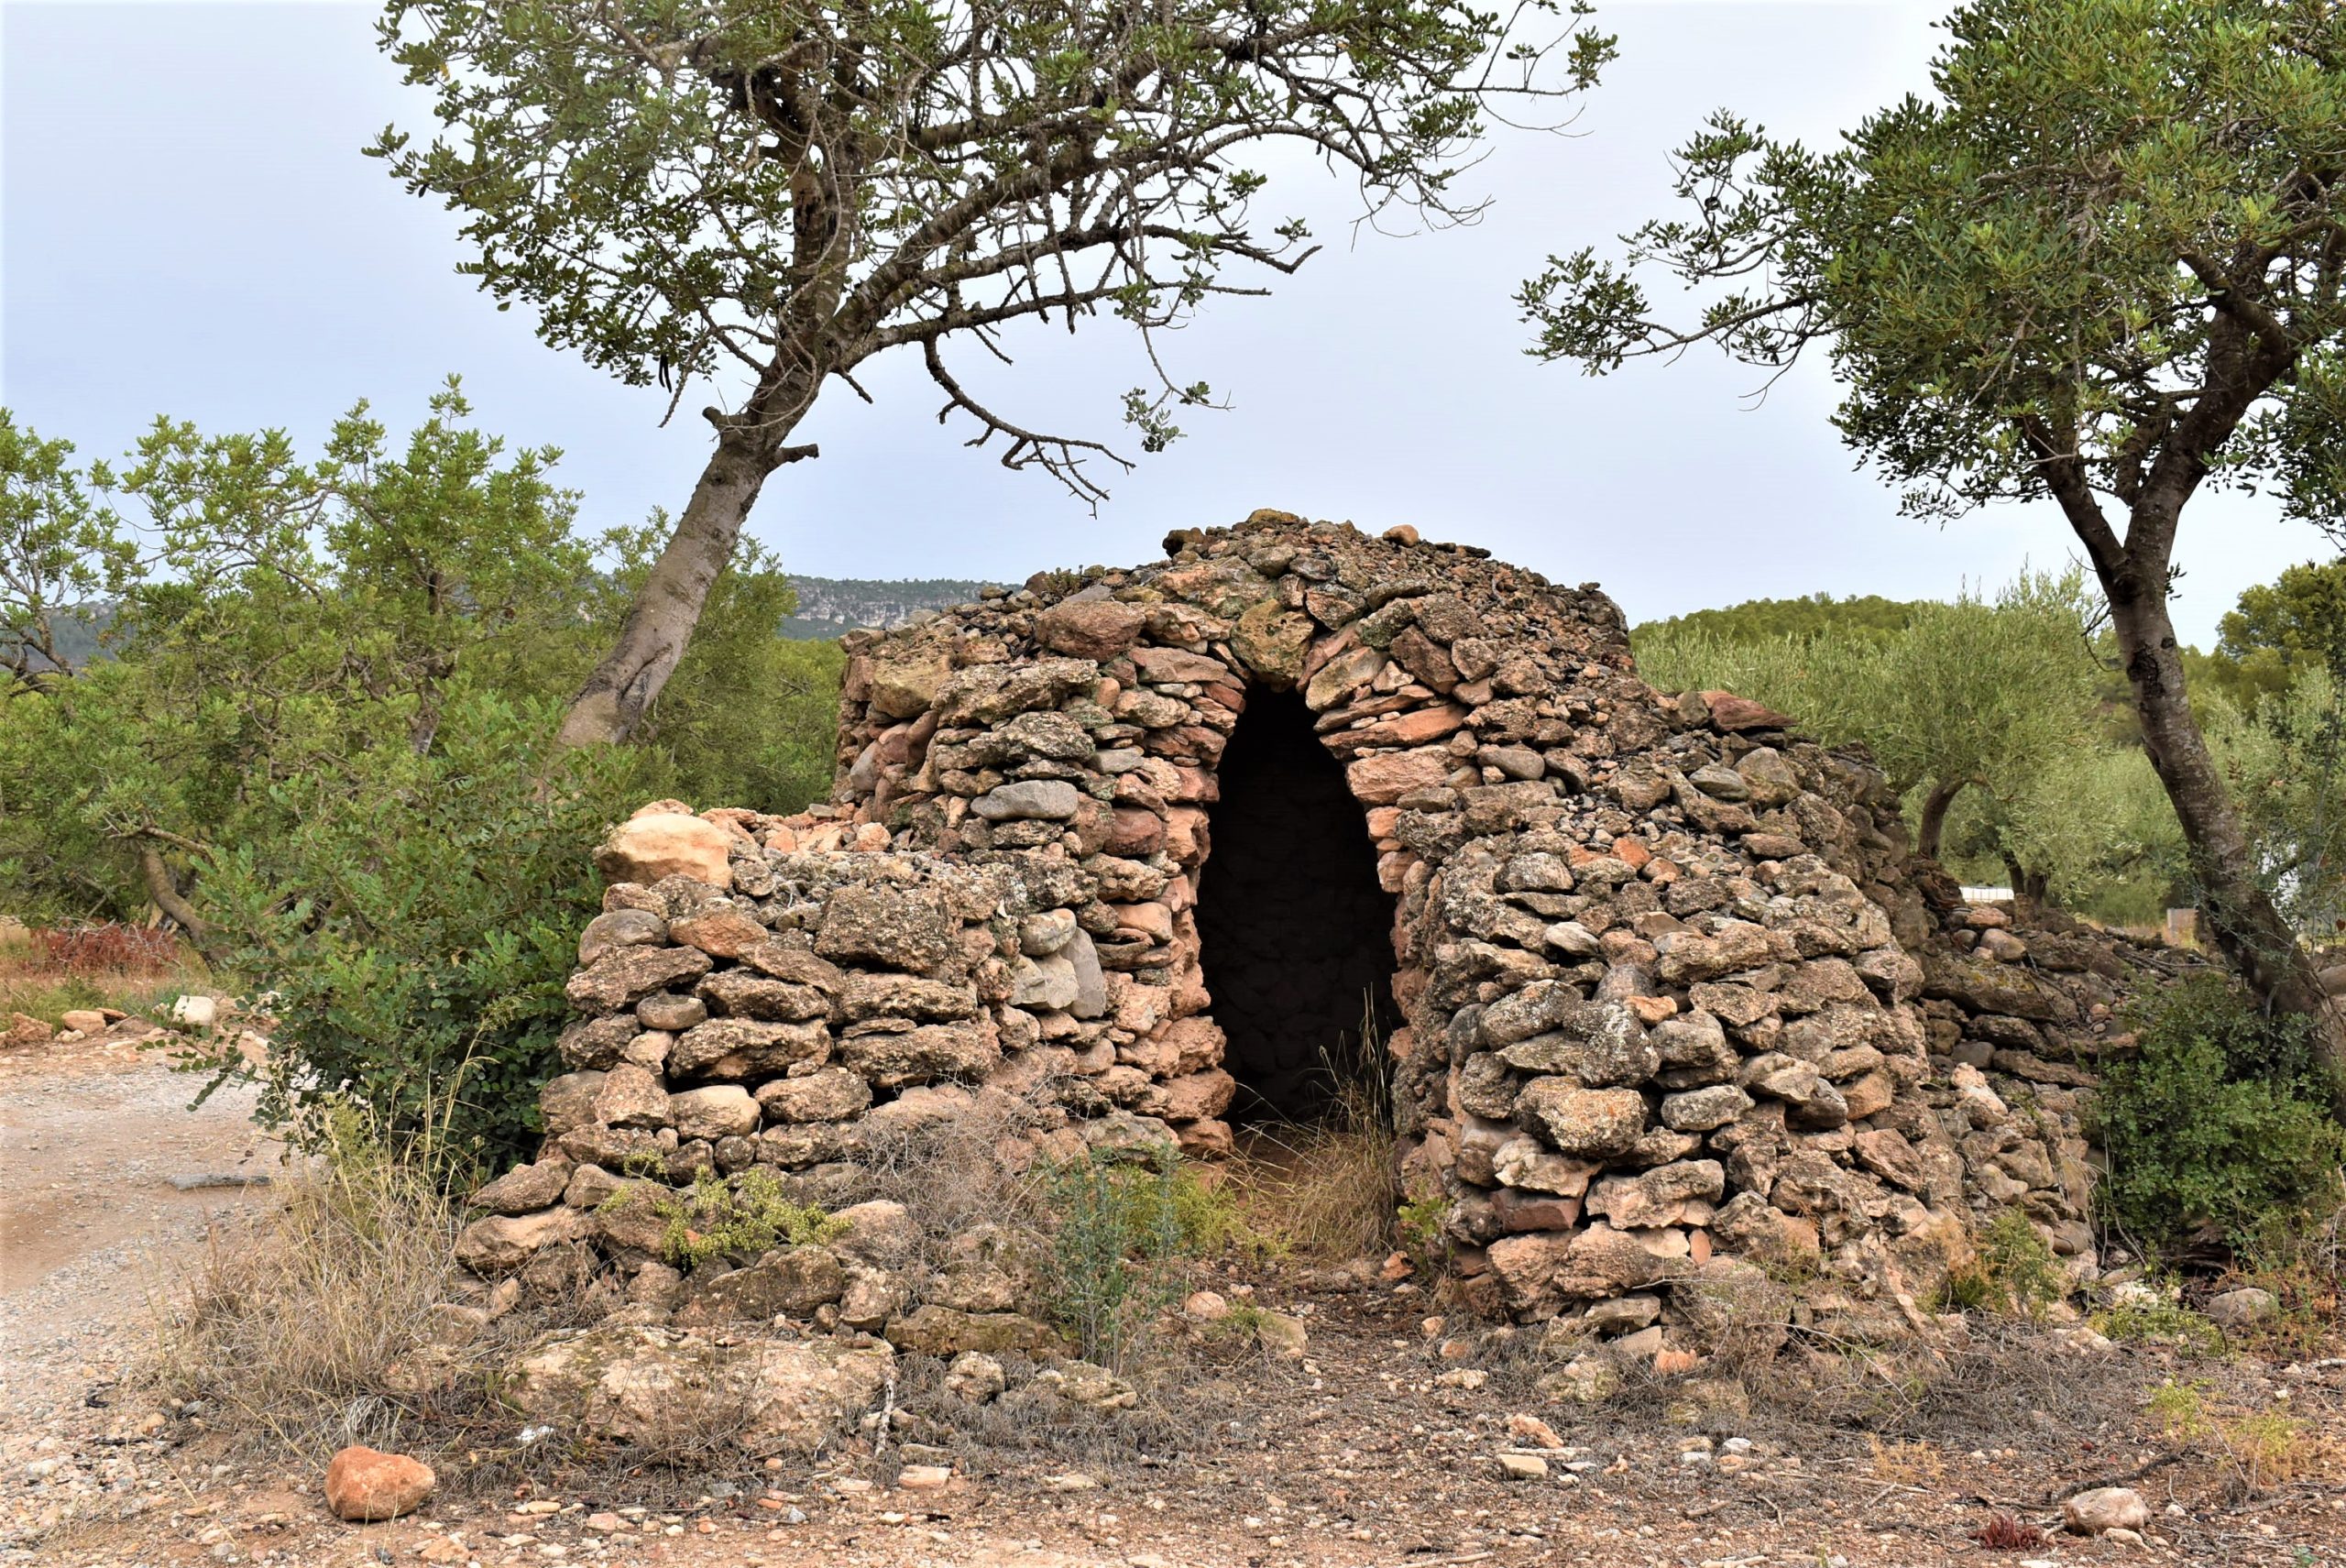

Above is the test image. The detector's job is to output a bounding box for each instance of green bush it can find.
[1036,1145,1238,1366]
[195,690,653,1173]
[2090,976,2346,1255]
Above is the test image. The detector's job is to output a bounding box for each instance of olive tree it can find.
[1522,0,2346,1083]
[372,0,1613,747]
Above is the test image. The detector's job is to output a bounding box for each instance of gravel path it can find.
[0,1031,278,1552]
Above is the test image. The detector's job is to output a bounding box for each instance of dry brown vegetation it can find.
[0,923,206,1031]
[147,1110,576,1470]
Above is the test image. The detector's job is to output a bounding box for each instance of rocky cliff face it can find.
[462,510,2201,1369]
[780,576,998,641]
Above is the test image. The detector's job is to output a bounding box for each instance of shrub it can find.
[1938,1209,2064,1317]
[1036,1144,1238,1366]
[607,1167,846,1271]
[32,923,181,974]
[193,691,654,1172]
[2090,976,2346,1255]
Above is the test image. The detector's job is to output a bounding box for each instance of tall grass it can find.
[150,1103,493,1461]
[1223,992,1406,1259]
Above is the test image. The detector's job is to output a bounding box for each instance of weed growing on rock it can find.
[606,1168,846,1271]
[1938,1210,2063,1318]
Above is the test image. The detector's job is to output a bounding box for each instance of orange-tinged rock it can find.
[1627,995,1680,1025]
[324,1445,435,1522]
[595,811,731,889]
[1700,691,1793,732]
[667,906,767,959]
[1344,745,1453,806]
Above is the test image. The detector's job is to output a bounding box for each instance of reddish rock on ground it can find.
[323,1445,436,1522]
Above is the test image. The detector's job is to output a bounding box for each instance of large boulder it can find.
[508,1325,893,1455]
[323,1446,435,1522]
[675,1247,848,1321]
[1035,598,1146,661]
[455,1209,581,1277]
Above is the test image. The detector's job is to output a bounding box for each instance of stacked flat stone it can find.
[460,510,2200,1355]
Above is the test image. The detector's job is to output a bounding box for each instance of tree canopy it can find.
[1638,569,2125,886]
[374,0,1615,746]
[1632,592,1919,649]
[0,394,844,1160]
[1521,0,2346,1080]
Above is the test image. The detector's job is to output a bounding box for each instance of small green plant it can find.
[607,1168,845,1271]
[1938,1209,2064,1318]
[2091,976,2346,1256]
[1036,1143,1235,1367]
[2146,1376,2215,1442]
[1395,1194,1447,1272]
[2092,1284,2225,1355]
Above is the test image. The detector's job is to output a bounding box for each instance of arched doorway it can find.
[1193,689,1405,1127]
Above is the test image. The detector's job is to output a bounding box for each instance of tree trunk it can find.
[1916,776,1968,862]
[557,412,804,750]
[1998,851,2051,923]
[2106,564,2346,1104]
[137,846,206,937]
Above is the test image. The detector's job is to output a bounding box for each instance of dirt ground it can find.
[5,1033,2344,1568]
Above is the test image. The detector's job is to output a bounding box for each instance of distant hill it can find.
[22,581,992,663]
[782,576,998,641]
[9,604,114,674]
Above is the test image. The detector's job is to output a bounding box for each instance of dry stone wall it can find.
[461,510,2198,1361]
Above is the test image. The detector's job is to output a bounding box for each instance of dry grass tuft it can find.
[1868,1435,1947,1486]
[1223,1124,1398,1259]
[1219,996,1405,1260]
[148,1105,552,1464]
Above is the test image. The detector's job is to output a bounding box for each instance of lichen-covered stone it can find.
[507,1325,893,1455]
[669,1084,759,1141]
[471,1157,573,1215]
[1514,1081,1645,1158]
[669,1019,831,1079]
[567,946,713,1013]
[814,886,955,971]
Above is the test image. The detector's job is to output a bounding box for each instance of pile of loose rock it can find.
[457,510,2206,1431]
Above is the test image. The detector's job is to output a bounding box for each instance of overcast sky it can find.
[2,0,2326,644]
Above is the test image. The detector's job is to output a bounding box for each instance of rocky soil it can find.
[23,1294,2346,1568]
[6,1036,2341,1568]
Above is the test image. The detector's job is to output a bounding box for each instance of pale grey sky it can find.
[1,0,2323,642]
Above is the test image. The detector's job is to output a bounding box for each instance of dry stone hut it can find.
[470,510,2164,1363]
